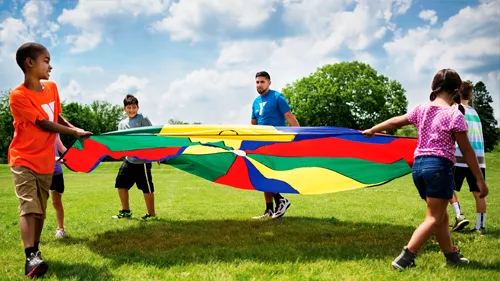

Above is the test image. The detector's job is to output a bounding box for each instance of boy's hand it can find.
[477,180,489,198]
[55,157,66,163]
[362,128,374,138]
[73,128,92,139]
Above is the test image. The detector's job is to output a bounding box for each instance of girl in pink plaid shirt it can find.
[363,69,488,270]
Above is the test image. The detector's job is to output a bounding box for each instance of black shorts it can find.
[50,174,65,194]
[453,166,486,192]
[115,161,154,194]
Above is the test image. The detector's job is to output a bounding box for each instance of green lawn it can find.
[1,154,499,280]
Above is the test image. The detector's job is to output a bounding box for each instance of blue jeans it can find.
[412,156,454,200]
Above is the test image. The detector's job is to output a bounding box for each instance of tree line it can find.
[1,61,498,163]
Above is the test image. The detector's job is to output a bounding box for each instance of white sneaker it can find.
[55,228,67,238]
[272,198,291,219]
[252,210,273,219]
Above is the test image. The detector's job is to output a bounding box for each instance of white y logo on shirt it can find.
[41,102,55,122]
[259,102,267,115]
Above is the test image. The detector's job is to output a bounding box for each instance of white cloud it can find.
[77,66,104,73]
[151,0,276,42]
[419,10,437,25]
[281,0,414,53]
[0,17,32,60]
[0,0,58,61]
[57,0,170,53]
[60,79,84,103]
[383,1,500,119]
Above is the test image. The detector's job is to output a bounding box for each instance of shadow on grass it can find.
[45,260,113,280]
[86,217,418,268]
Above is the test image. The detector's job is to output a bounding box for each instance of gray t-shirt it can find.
[118,113,152,164]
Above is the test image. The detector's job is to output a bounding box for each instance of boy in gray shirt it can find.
[111,94,156,220]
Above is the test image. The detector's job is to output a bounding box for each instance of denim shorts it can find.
[412,156,454,200]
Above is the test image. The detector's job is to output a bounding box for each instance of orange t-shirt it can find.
[8,81,62,174]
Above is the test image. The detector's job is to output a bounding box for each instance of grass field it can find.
[1,154,499,280]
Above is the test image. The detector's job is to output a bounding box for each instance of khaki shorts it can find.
[11,166,53,219]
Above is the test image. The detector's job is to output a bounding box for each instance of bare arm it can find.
[56,135,67,153]
[363,115,410,137]
[35,119,92,139]
[455,131,488,198]
[251,119,257,125]
[58,114,76,128]
[284,111,300,127]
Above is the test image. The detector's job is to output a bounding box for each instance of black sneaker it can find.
[25,251,48,278]
[451,214,470,232]
[445,248,470,266]
[391,246,417,270]
[272,198,291,219]
[141,213,157,220]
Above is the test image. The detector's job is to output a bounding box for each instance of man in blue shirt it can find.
[251,71,300,219]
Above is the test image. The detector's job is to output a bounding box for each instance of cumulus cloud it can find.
[418,10,438,25]
[57,0,170,53]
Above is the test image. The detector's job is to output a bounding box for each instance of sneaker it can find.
[25,251,48,278]
[272,198,291,219]
[451,214,469,232]
[391,246,417,270]
[445,248,470,266]
[111,210,133,219]
[55,228,67,238]
[141,213,156,220]
[476,227,487,235]
[252,209,273,219]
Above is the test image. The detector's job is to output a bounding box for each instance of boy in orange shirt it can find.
[9,42,91,278]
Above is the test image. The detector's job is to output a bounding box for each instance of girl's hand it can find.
[362,128,374,138]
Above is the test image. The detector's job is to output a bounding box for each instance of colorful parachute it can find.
[61,125,417,195]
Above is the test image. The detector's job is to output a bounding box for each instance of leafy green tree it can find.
[0,90,125,161]
[0,90,14,163]
[281,61,408,131]
[168,119,201,125]
[470,81,500,152]
[59,101,124,148]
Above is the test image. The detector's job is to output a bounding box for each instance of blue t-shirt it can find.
[54,134,63,175]
[251,90,291,126]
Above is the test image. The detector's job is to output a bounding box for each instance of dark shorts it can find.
[50,173,65,194]
[454,166,486,193]
[115,161,154,194]
[412,156,454,200]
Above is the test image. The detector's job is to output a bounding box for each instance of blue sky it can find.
[0,0,499,125]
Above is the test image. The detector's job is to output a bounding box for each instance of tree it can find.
[0,90,14,163]
[281,61,408,131]
[0,90,125,162]
[168,119,202,125]
[59,101,125,148]
[470,81,499,152]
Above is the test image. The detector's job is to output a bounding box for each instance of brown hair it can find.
[460,81,473,101]
[123,94,139,106]
[429,69,462,103]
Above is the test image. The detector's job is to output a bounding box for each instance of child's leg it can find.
[407,197,451,253]
[19,214,36,248]
[115,161,135,211]
[473,192,486,213]
[143,193,156,216]
[50,174,65,230]
[137,163,155,217]
[117,188,130,210]
[51,192,64,230]
[34,216,45,246]
[472,192,486,230]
